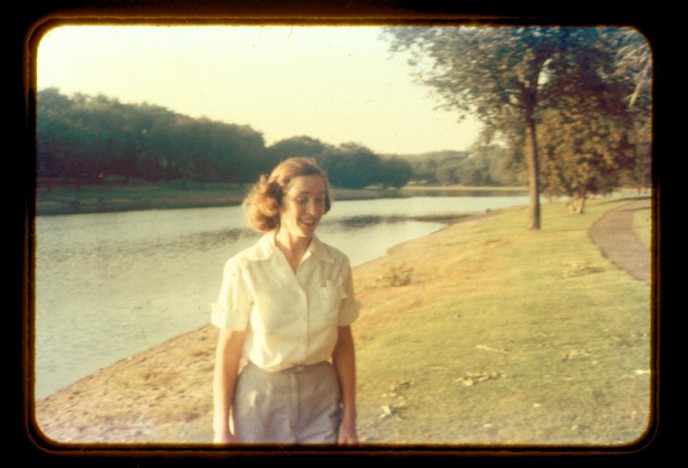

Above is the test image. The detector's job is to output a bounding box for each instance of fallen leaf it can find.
[476,344,508,354]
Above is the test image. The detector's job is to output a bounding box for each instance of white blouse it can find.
[211,232,360,371]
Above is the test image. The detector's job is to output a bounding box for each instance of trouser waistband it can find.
[246,360,331,374]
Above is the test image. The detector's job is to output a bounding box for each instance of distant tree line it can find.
[36,88,521,191]
[35,89,400,190]
[399,147,520,187]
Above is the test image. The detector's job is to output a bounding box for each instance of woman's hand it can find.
[213,429,241,445]
[337,414,358,445]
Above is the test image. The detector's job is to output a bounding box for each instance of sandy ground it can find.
[31,198,652,445]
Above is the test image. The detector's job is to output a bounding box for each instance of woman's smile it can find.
[300,217,319,229]
[279,175,327,240]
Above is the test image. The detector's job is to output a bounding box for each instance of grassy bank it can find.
[634,201,653,248]
[399,183,528,197]
[33,196,652,448]
[34,182,403,216]
[351,197,651,446]
[34,182,528,216]
[34,182,252,216]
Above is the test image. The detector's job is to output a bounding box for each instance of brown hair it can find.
[243,157,332,233]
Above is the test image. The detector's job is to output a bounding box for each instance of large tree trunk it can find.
[525,106,541,230]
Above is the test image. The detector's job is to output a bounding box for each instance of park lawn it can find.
[348,196,652,446]
[634,198,653,249]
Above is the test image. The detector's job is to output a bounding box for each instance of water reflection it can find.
[331,215,401,230]
[173,228,250,252]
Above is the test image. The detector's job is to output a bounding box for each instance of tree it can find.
[36,89,269,187]
[411,157,439,184]
[267,136,331,160]
[36,88,75,183]
[318,143,382,189]
[384,26,648,229]
[469,126,518,186]
[469,143,515,186]
[535,31,640,213]
[128,103,179,182]
[434,158,462,185]
[612,29,653,193]
[380,156,413,189]
[537,99,634,213]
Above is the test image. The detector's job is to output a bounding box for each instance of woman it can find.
[211,157,360,445]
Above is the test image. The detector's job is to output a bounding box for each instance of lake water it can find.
[33,195,529,399]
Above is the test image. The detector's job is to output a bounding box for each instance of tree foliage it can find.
[36,89,415,191]
[537,99,635,213]
[612,29,653,192]
[37,89,269,187]
[384,26,652,227]
[265,135,330,162]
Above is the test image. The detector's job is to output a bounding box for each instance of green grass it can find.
[350,196,652,446]
[634,201,653,248]
[35,182,253,215]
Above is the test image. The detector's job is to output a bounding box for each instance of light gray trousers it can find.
[233,361,342,444]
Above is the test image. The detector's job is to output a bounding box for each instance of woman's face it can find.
[279,175,327,240]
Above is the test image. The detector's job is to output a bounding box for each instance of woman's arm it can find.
[213,328,246,444]
[331,325,358,444]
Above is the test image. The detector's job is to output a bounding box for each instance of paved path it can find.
[588,198,652,284]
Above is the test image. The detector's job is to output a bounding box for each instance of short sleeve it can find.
[210,257,252,330]
[337,257,361,326]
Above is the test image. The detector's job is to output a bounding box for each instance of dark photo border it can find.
[14,1,669,466]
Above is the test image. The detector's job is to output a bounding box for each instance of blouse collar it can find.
[246,231,334,264]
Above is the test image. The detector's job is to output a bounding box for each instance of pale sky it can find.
[36,24,482,155]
